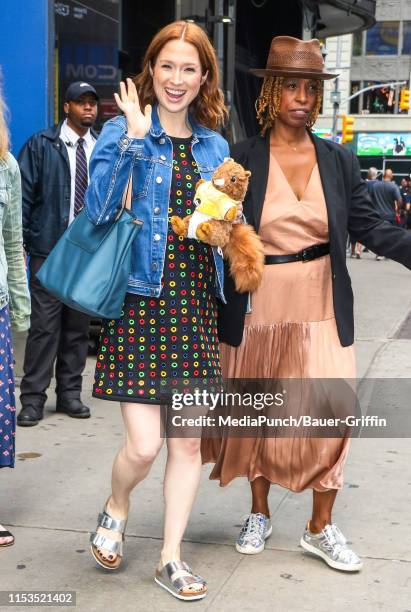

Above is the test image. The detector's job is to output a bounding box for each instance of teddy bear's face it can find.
[211,158,251,201]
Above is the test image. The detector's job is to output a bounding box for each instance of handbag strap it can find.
[123,175,133,211]
[115,175,133,220]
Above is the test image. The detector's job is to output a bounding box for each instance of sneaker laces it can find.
[240,514,265,543]
[330,524,347,545]
[321,525,339,551]
[321,525,357,562]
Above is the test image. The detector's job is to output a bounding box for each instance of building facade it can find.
[317,0,411,176]
[0,0,376,154]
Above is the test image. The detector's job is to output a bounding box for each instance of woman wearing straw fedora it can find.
[203,36,411,571]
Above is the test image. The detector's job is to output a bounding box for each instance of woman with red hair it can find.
[86,21,230,601]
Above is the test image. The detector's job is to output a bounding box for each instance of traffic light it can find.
[400,89,410,111]
[341,114,354,144]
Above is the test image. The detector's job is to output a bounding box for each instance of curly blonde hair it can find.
[134,21,227,130]
[255,76,323,135]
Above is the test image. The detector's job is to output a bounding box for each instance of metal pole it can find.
[331,77,340,142]
[175,0,182,20]
[331,38,342,142]
[223,0,236,143]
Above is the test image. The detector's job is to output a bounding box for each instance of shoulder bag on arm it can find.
[36,177,142,319]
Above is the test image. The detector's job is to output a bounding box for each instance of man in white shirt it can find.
[18,82,99,426]
[60,83,98,223]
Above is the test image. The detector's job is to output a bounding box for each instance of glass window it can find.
[352,31,363,56]
[349,81,408,115]
[54,0,120,126]
[349,81,361,114]
[363,81,396,114]
[402,21,411,54]
[365,21,399,55]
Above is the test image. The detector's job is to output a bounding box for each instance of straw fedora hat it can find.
[250,36,338,80]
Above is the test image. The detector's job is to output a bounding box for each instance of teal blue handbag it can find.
[36,178,142,319]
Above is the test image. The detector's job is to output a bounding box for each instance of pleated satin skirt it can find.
[201,161,356,491]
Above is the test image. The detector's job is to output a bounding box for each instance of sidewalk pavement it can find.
[2,252,411,612]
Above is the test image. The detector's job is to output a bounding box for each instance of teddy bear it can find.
[170,158,264,293]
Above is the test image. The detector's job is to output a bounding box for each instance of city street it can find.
[2,252,411,612]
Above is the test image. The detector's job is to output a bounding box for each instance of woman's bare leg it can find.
[97,402,164,562]
[250,477,271,517]
[159,436,205,593]
[309,489,338,532]
[160,437,202,564]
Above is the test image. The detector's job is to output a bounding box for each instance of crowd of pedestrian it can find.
[349,166,411,260]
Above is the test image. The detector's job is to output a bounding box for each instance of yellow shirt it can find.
[195,181,237,219]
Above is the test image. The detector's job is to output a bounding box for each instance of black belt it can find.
[265,242,330,264]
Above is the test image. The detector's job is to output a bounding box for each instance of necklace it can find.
[271,138,304,152]
[283,140,303,152]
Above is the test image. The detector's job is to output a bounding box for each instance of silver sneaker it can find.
[300,523,363,572]
[235,513,272,555]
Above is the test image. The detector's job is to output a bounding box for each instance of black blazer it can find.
[218,132,411,347]
[19,122,99,256]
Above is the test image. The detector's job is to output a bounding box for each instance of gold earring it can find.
[306,112,315,128]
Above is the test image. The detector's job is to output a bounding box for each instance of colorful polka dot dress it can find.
[93,137,221,403]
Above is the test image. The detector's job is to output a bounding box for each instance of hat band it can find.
[268,51,324,72]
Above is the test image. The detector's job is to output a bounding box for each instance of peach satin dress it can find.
[201,152,356,491]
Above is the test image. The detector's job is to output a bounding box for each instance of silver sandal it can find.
[154,560,207,601]
[89,504,127,570]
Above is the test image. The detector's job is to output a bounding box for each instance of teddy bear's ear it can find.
[245,170,251,177]
[223,157,233,162]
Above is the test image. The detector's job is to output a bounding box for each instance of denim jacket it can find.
[85,105,230,301]
[0,153,31,331]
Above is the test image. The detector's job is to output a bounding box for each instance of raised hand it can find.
[114,78,152,139]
